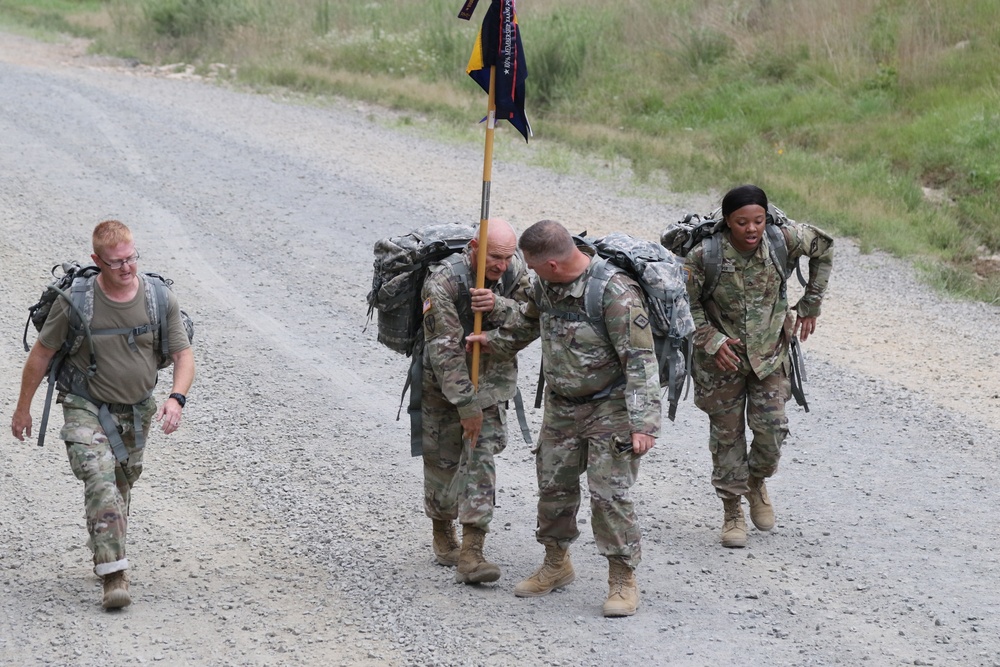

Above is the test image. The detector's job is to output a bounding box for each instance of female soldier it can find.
[685,185,834,548]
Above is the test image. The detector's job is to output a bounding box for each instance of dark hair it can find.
[721,185,768,219]
[519,219,575,260]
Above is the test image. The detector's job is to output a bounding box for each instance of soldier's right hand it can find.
[10,410,33,442]
[469,288,496,313]
[714,338,743,372]
[460,413,483,449]
[464,333,492,354]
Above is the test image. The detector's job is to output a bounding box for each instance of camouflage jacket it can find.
[421,247,531,420]
[485,249,662,437]
[685,221,834,379]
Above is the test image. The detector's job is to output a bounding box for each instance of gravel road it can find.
[1,31,999,667]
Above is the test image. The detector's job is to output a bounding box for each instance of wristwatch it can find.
[169,393,187,408]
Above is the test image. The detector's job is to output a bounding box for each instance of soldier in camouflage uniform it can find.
[11,220,195,609]
[420,218,531,584]
[468,219,661,617]
[685,185,833,548]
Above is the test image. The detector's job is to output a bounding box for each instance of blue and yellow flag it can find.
[463,0,531,142]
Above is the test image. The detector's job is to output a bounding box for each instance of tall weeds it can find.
[6,0,999,300]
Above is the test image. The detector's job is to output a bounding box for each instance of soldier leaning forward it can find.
[420,218,531,584]
[468,219,660,618]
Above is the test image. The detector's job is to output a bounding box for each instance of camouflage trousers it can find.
[692,352,791,500]
[421,382,507,532]
[532,391,642,569]
[59,392,155,575]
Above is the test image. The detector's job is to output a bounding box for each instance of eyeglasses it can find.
[98,251,140,270]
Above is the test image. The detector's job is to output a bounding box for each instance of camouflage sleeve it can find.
[484,276,540,360]
[603,274,662,437]
[684,248,728,355]
[486,255,532,327]
[784,222,834,318]
[422,268,479,419]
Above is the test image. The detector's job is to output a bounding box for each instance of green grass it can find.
[0,0,104,38]
[3,0,999,303]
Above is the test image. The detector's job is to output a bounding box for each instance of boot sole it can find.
[603,606,637,617]
[455,567,501,584]
[513,572,576,597]
[102,591,132,609]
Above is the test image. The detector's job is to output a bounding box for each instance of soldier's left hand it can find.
[469,288,495,313]
[155,400,183,434]
[461,413,483,449]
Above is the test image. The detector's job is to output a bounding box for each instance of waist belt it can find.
[59,364,153,464]
[551,376,626,405]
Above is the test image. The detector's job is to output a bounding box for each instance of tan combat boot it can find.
[513,544,575,597]
[432,519,461,566]
[603,558,639,617]
[102,570,131,609]
[745,476,775,531]
[721,497,747,548]
[454,525,501,584]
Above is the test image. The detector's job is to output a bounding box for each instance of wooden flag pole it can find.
[470,65,496,390]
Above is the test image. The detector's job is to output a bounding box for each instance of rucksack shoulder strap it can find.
[763,220,790,298]
[142,273,171,359]
[439,254,475,335]
[701,233,723,301]
[581,257,619,340]
[66,274,98,372]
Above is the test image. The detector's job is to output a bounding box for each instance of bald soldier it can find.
[419,219,531,584]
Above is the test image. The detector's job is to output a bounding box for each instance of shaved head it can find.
[482,218,516,248]
[471,218,519,281]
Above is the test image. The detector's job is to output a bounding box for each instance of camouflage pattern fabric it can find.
[685,220,833,496]
[421,383,506,530]
[420,249,530,528]
[487,251,663,436]
[421,248,530,419]
[484,250,661,568]
[534,393,643,568]
[59,392,155,571]
[692,356,791,499]
[686,222,834,379]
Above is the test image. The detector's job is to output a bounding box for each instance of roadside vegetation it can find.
[2,0,998,302]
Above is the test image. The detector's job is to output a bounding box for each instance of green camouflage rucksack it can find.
[366,223,531,455]
[366,222,480,357]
